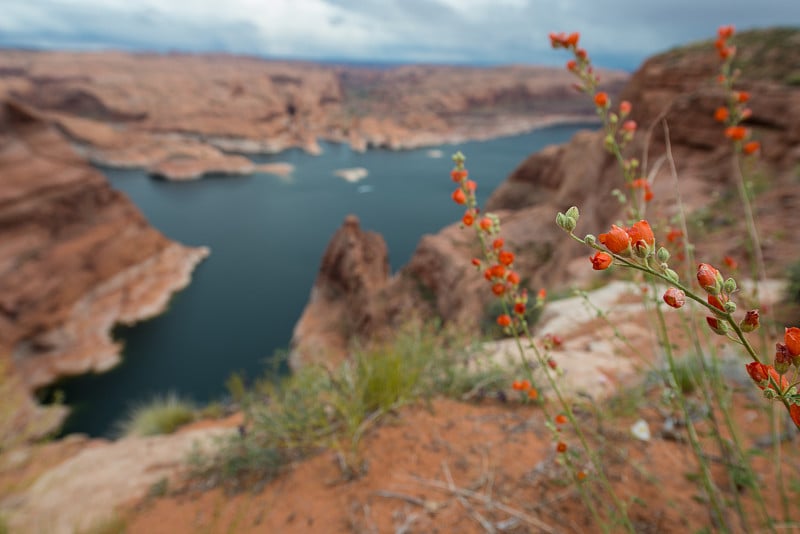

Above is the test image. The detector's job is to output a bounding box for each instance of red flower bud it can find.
[462,212,474,226]
[718,25,735,39]
[451,188,466,205]
[697,263,721,294]
[740,310,759,332]
[514,302,526,315]
[736,91,750,103]
[590,252,613,270]
[492,238,504,249]
[556,442,567,453]
[479,217,492,232]
[663,288,686,309]
[619,101,632,116]
[506,271,520,285]
[497,314,511,327]
[492,283,506,296]
[594,92,608,108]
[791,405,800,430]
[714,107,729,122]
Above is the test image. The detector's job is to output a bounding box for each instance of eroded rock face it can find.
[290,215,389,369]
[0,100,208,439]
[291,30,800,363]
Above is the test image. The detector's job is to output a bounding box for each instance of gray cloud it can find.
[0,0,798,69]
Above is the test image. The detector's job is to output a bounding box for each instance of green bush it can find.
[115,393,195,437]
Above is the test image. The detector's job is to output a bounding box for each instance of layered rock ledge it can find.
[0,100,208,440]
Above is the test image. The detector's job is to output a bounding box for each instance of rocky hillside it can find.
[0,50,627,179]
[291,28,800,366]
[0,100,208,442]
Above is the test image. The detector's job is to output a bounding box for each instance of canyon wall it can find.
[0,101,208,441]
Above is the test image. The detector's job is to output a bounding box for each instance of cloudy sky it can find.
[2,0,799,70]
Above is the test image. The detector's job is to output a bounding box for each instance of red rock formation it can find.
[291,29,800,363]
[0,100,208,439]
[290,215,389,369]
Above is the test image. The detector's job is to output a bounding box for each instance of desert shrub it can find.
[115,393,195,437]
[191,322,506,486]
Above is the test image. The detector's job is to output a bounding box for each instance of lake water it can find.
[56,124,593,437]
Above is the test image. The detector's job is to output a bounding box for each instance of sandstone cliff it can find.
[0,100,208,441]
[0,50,627,179]
[292,28,800,364]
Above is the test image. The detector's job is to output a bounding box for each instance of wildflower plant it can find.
[448,26,798,532]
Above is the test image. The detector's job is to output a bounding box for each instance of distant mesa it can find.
[334,167,369,183]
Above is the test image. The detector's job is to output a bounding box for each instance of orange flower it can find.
[785,327,800,356]
[498,250,515,266]
[512,379,530,391]
[743,141,760,155]
[450,169,468,182]
[565,32,580,46]
[492,238,504,249]
[479,217,493,232]
[576,471,587,482]
[497,314,511,327]
[590,252,613,270]
[575,48,587,60]
[556,442,567,453]
[471,258,481,267]
[492,283,506,296]
[594,92,608,108]
[465,180,477,192]
[723,255,738,269]
[619,100,632,116]
[599,224,630,254]
[714,106,729,122]
[537,288,547,301]
[724,126,747,141]
[452,188,466,204]
[666,228,683,243]
[506,271,520,285]
[489,264,506,279]
[663,288,686,309]
[627,220,655,247]
[514,302,526,315]
[527,388,539,400]
[462,212,474,226]
[736,91,750,103]
[555,414,568,425]
[566,59,577,71]
[718,25,735,39]
[622,120,637,133]
[746,361,788,392]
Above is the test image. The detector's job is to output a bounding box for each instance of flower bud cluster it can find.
[452,153,538,338]
[714,25,760,156]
